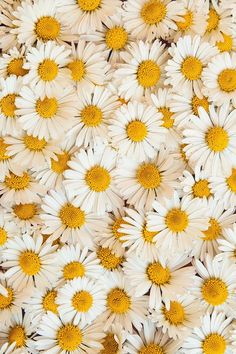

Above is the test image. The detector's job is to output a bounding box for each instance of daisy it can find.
[64,145,123,215]
[0,137,21,182]
[147,192,209,252]
[0,212,17,250]
[96,243,125,274]
[115,40,168,100]
[202,52,236,106]
[2,233,58,291]
[217,224,236,262]
[122,0,184,42]
[67,86,119,148]
[0,342,24,354]
[16,86,77,141]
[210,166,236,209]
[124,252,195,309]
[192,254,236,316]
[115,149,182,211]
[165,35,218,97]
[0,46,28,79]
[183,104,236,176]
[182,311,233,354]
[150,294,202,340]
[100,323,126,354]
[5,203,42,233]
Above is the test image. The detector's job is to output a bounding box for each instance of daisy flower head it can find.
[165,35,218,97]
[147,192,209,252]
[210,166,236,209]
[115,39,168,101]
[217,223,236,263]
[5,203,42,234]
[192,254,236,316]
[64,145,123,215]
[95,242,125,274]
[0,46,28,79]
[109,101,166,161]
[115,148,182,211]
[0,212,17,251]
[100,323,126,354]
[2,233,58,291]
[183,104,236,176]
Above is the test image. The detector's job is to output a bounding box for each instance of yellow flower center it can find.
[0,227,7,246]
[72,290,93,312]
[191,95,209,115]
[137,60,161,88]
[7,58,28,77]
[36,97,58,118]
[68,60,86,82]
[97,247,123,270]
[57,324,82,351]
[206,126,229,152]
[5,172,30,190]
[85,165,111,192]
[203,218,221,241]
[176,11,193,31]
[218,69,236,92]
[81,105,103,127]
[13,203,37,220]
[107,288,131,314]
[202,333,226,354]
[77,0,101,11]
[24,135,47,151]
[139,343,164,354]
[112,217,127,242]
[192,179,211,198]
[217,33,233,52]
[142,224,157,243]
[0,94,17,117]
[159,107,174,128]
[0,287,13,309]
[105,26,128,50]
[8,326,26,348]
[163,301,185,325]
[207,8,219,32]
[42,290,58,314]
[19,250,41,276]
[136,163,161,189]
[59,203,85,229]
[165,208,188,232]
[63,262,85,280]
[201,278,228,306]
[38,59,58,81]
[181,56,203,81]
[147,262,171,285]
[227,168,236,193]
[101,333,119,354]
[0,138,10,161]
[35,16,60,41]
[51,151,70,174]
[141,0,167,25]
[126,120,148,142]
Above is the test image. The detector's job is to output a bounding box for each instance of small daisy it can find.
[0,212,17,251]
[5,203,42,233]
[64,145,123,215]
[115,149,182,211]
[165,35,218,97]
[115,40,168,100]
[35,312,104,353]
[192,254,236,316]
[96,243,125,274]
[217,224,236,262]
[124,252,195,309]
[0,137,21,182]
[2,233,58,291]
[183,104,236,176]
[0,46,28,79]
[0,342,24,354]
[147,192,209,252]
[100,323,126,354]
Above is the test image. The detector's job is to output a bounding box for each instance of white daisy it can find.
[217,223,236,262]
[0,46,28,79]
[0,137,21,182]
[95,243,125,274]
[99,323,126,354]
[210,166,236,209]
[0,211,17,250]
[5,203,42,233]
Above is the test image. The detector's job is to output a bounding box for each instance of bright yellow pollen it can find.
[7,58,28,77]
[163,301,185,325]
[19,251,41,276]
[35,16,60,41]
[24,135,47,151]
[141,0,167,25]
[159,107,174,128]
[202,333,226,354]
[126,120,148,142]
[0,287,13,309]
[97,247,123,270]
[42,290,58,314]
[81,105,103,127]
[192,179,211,198]
[137,60,161,88]
[57,324,82,351]
[36,97,58,118]
[136,163,161,189]
[203,218,221,241]
[77,0,101,11]
[85,165,111,192]
[8,326,26,348]
[147,262,171,285]
[191,95,209,116]
[63,262,85,280]
[13,203,37,220]
[0,138,10,161]
[139,343,164,354]
[51,151,70,174]
[107,288,131,314]
[38,59,58,81]
[105,26,128,50]
[5,172,30,190]
[207,8,219,32]
[72,291,93,312]
[112,217,127,242]
[0,94,17,117]
[59,203,85,229]
[181,56,203,80]
[0,227,7,246]
[206,126,229,152]
[217,33,233,52]
[201,278,228,306]
[142,225,157,243]
[68,60,85,82]
[218,69,236,92]
[176,11,193,31]
[227,168,236,193]
[101,333,119,354]
[165,208,188,232]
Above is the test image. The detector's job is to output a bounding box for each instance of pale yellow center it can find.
[137,60,161,88]
[107,288,130,314]
[206,126,229,152]
[201,278,228,305]
[141,0,167,25]
[59,203,85,229]
[136,163,161,189]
